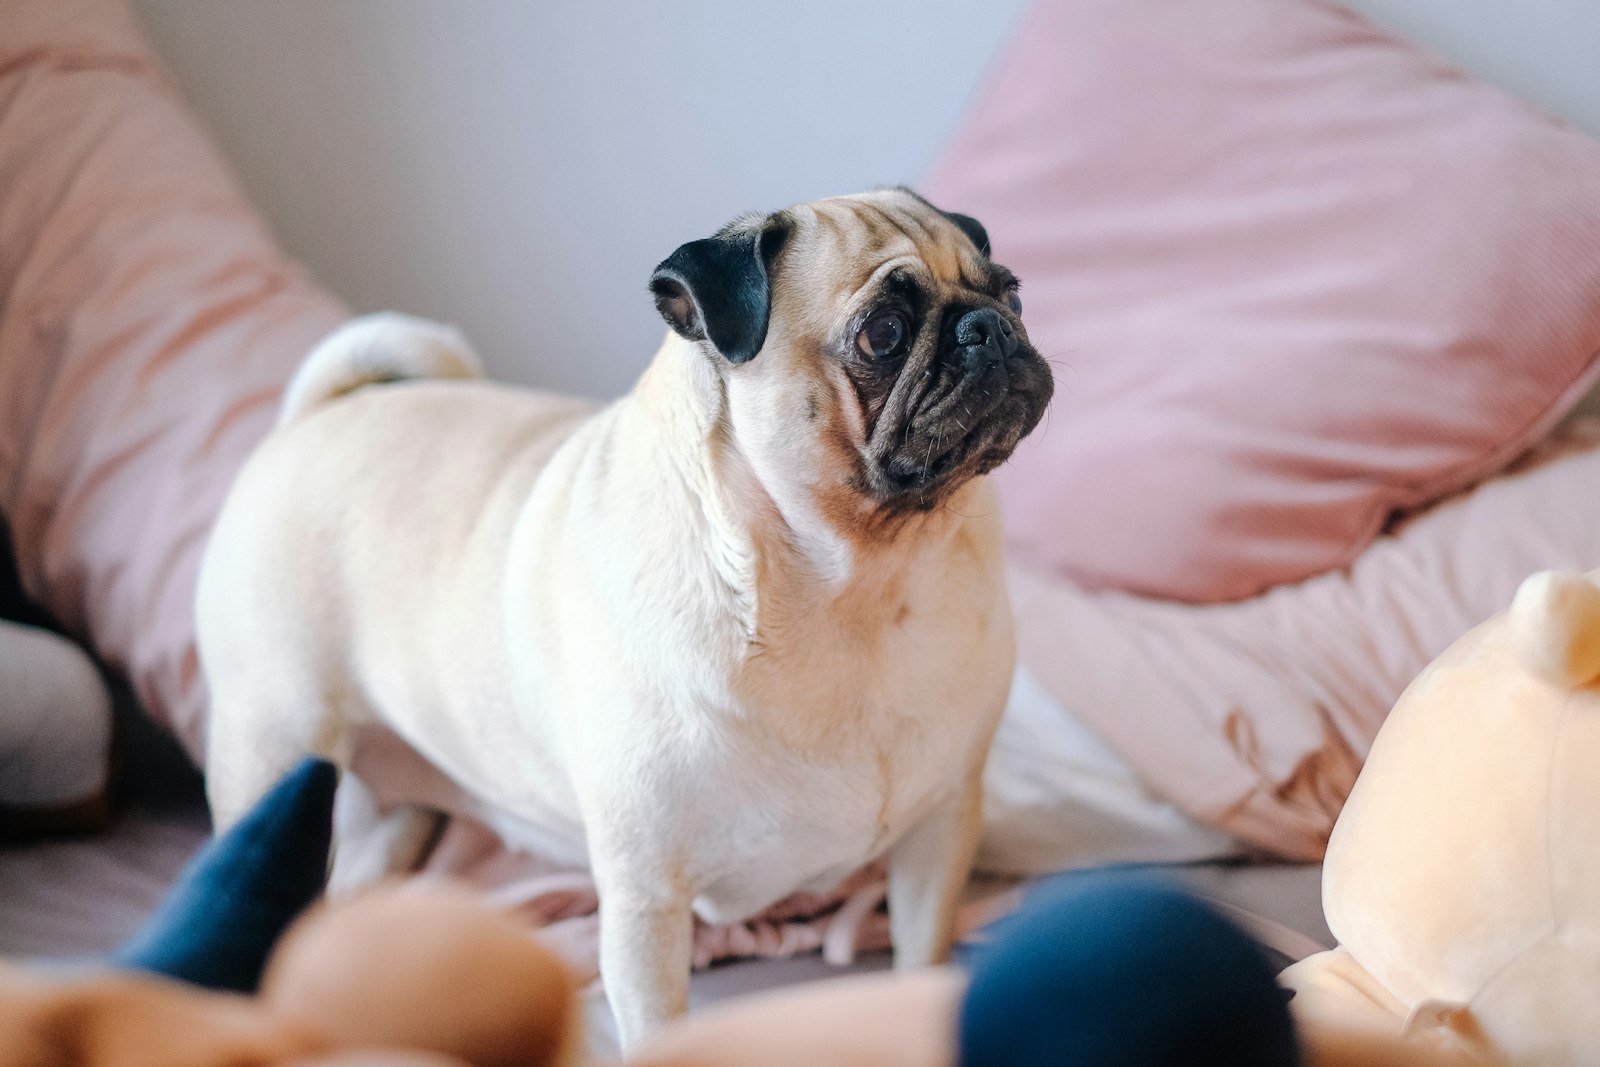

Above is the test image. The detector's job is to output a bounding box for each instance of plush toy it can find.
[5,864,1434,1067]
[1283,569,1600,1066]
[0,760,579,1067]
[0,881,576,1067]
[0,752,1466,1067]
[625,876,1471,1067]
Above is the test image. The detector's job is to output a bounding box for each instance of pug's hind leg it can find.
[327,772,445,893]
[887,760,986,970]
[205,690,331,835]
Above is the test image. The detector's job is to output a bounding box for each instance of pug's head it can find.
[649,188,1052,525]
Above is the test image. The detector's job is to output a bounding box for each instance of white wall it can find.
[132,1,1599,399]
[1337,0,1600,139]
[131,1,1031,397]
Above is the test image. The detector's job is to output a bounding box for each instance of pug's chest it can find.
[731,585,1009,784]
[680,638,1004,920]
[681,737,948,924]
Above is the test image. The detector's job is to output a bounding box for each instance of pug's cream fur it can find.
[199,190,1051,1048]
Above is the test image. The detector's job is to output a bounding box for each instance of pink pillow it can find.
[923,0,1600,603]
[993,420,1600,864]
[0,0,349,756]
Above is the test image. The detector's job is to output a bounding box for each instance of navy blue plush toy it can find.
[113,757,337,992]
[959,873,1301,1067]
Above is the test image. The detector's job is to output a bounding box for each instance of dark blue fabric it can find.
[113,757,336,993]
[958,873,1300,1067]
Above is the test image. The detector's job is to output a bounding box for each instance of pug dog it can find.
[198,187,1052,1048]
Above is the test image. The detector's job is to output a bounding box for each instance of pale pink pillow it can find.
[995,420,1600,863]
[924,0,1600,603]
[0,0,349,756]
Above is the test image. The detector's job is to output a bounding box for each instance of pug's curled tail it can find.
[279,312,485,427]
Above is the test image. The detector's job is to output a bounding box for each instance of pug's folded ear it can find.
[894,186,991,258]
[650,214,790,364]
[942,211,990,258]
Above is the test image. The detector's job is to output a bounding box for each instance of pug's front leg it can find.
[594,863,695,1050]
[886,759,986,970]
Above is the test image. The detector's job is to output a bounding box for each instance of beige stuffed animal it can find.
[1283,569,1600,1066]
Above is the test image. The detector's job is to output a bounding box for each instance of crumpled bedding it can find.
[1001,419,1600,862]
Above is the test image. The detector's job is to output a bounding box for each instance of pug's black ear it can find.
[649,215,790,364]
[893,187,991,258]
[943,211,990,258]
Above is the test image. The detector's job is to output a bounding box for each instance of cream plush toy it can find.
[1283,570,1600,1066]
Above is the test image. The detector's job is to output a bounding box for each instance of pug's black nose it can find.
[955,308,1018,370]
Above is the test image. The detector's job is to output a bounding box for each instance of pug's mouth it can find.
[864,348,1052,509]
[881,441,975,494]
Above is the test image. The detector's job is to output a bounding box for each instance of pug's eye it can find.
[1005,289,1022,315]
[856,310,910,361]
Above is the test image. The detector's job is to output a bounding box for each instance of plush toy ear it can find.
[1509,571,1600,688]
[649,216,789,364]
[113,758,337,993]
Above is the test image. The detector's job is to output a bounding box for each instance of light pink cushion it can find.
[997,420,1600,861]
[923,0,1600,603]
[0,0,349,756]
